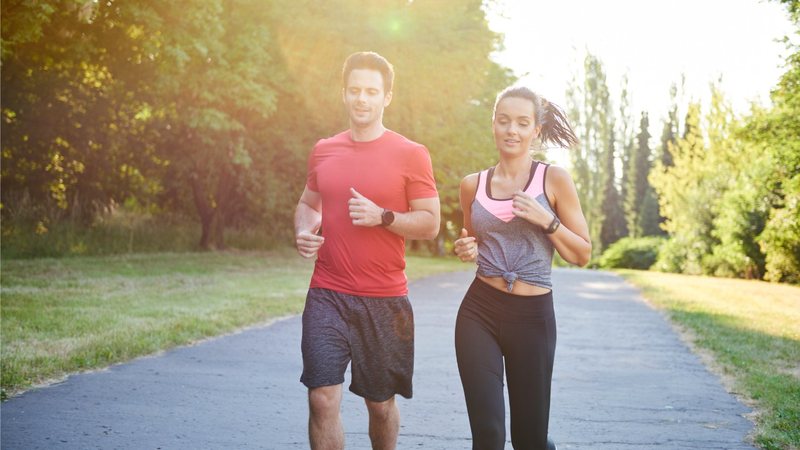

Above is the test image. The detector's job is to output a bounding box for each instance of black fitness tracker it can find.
[545,215,561,234]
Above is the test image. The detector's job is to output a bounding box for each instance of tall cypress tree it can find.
[625,112,652,237]
[651,82,681,234]
[617,75,634,238]
[599,128,626,249]
[660,83,679,168]
[567,52,614,255]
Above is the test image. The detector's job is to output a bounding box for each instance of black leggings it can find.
[455,277,556,450]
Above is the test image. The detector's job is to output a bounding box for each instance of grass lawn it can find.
[618,270,800,450]
[0,249,466,399]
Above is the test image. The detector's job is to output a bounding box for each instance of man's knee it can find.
[308,385,342,418]
[365,396,396,421]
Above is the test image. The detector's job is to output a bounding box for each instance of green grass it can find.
[617,270,800,450]
[1,249,466,399]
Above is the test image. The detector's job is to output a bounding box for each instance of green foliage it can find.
[598,236,664,269]
[746,13,800,283]
[650,1,799,283]
[650,86,743,276]
[599,128,626,249]
[759,183,800,284]
[1,0,508,255]
[567,52,617,254]
[625,112,652,237]
[617,75,635,219]
[652,236,689,273]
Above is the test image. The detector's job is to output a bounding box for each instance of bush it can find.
[599,236,665,270]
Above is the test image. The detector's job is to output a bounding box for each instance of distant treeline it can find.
[2,0,798,283]
[567,0,799,283]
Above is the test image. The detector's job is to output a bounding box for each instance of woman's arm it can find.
[454,173,479,263]
[544,166,592,266]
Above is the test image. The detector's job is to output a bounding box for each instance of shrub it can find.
[599,236,666,270]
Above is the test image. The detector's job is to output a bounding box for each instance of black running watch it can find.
[380,209,395,227]
[544,215,561,234]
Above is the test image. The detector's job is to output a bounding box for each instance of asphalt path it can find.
[1,268,757,449]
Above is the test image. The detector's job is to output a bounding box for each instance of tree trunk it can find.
[191,175,215,250]
[190,158,238,251]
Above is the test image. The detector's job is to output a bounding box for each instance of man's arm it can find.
[348,188,440,240]
[294,186,325,258]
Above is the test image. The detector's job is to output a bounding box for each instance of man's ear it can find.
[384,91,393,107]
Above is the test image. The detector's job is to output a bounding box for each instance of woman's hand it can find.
[512,190,554,228]
[454,228,478,263]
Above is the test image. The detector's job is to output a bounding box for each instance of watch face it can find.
[382,210,395,226]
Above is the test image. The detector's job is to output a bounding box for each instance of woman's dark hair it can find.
[342,51,395,93]
[494,86,578,149]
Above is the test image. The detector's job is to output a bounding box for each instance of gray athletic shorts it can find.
[300,287,414,401]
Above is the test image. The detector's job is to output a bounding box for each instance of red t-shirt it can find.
[306,129,438,297]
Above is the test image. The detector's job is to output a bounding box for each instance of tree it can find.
[1,1,166,227]
[735,1,800,282]
[2,0,509,254]
[599,129,626,249]
[659,81,681,168]
[650,103,706,273]
[651,84,742,275]
[617,74,634,225]
[140,1,284,249]
[271,0,511,253]
[567,52,615,255]
[625,112,657,237]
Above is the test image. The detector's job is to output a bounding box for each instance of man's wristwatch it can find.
[380,209,395,227]
[544,214,561,234]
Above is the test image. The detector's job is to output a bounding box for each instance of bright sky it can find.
[486,0,795,163]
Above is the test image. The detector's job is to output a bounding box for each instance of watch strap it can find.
[545,215,560,234]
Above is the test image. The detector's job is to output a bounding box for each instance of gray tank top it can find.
[472,161,555,291]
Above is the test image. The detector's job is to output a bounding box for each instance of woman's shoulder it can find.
[542,163,578,202]
[462,171,480,182]
[460,172,480,196]
[461,172,481,188]
[543,164,572,183]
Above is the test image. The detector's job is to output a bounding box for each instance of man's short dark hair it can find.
[342,51,394,93]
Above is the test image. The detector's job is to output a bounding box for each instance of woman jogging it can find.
[453,85,591,450]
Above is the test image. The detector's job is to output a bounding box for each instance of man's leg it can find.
[365,395,399,450]
[308,384,344,450]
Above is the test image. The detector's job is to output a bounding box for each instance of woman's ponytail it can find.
[494,87,579,149]
[538,98,578,149]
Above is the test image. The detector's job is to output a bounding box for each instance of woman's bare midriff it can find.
[477,275,552,296]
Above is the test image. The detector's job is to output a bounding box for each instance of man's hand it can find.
[348,188,382,227]
[454,228,478,263]
[296,230,324,258]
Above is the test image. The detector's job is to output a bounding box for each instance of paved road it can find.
[2,269,756,449]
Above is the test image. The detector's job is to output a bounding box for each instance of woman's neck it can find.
[495,155,533,178]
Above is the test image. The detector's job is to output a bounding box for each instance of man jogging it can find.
[294,51,440,450]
